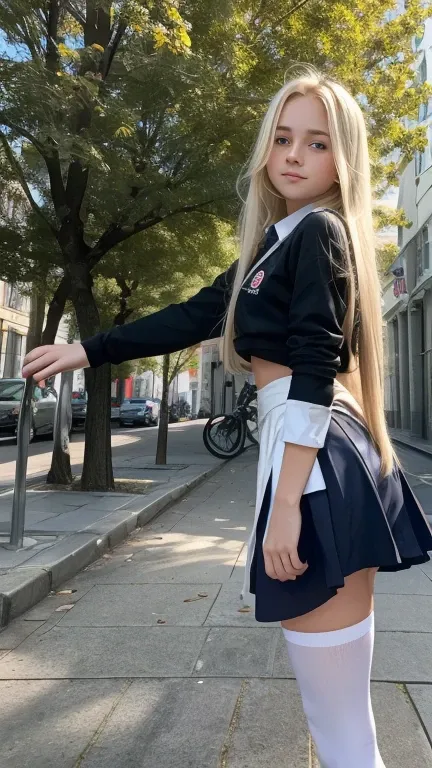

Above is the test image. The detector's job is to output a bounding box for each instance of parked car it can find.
[119,398,159,427]
[0,378,57,442]
[71,391,87,429]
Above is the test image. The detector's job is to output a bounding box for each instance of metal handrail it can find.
[9,376,35,548]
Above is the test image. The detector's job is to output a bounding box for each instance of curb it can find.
[0,460,227,628]
[391,435,432,459]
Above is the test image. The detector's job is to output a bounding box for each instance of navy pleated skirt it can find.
[249,405,432,623]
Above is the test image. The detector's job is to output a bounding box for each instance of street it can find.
[0,425,431,765]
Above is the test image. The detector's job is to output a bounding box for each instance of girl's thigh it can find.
[280,567,379,633]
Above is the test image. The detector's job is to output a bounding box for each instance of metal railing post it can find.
[9,376,35,549]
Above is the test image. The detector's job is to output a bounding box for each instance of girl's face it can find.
[266,93,338,215]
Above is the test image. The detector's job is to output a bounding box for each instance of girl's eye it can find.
[275,137,327,150]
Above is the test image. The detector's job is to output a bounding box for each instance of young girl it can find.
[22,68,432,767]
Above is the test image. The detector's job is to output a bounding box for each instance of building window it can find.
[416,225,431,280]
[422,225,430,271]
[3,330,24,378]
[4,283,25,312]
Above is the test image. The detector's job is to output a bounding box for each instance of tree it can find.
[0,0,431,490]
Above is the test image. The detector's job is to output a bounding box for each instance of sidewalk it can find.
[389,427,432,457]
[0,423,227,627]
[0,451,431,766]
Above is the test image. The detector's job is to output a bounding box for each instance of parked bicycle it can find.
[202,381,258,459]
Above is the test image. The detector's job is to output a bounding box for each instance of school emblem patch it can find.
[251,270,264,289]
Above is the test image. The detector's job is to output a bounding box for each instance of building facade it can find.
[383,19,432,439]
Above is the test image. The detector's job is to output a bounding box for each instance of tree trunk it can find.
[155,354,170,465]
[41,275,70,345]
[69,260,114,491]
[26,282,46,354]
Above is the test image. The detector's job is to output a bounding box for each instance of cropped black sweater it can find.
[82,208,356,413]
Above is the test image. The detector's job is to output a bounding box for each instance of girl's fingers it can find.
[23,345,51,366]
[22,351,54,378]
[28,361,63,385]
[290,550,308,571]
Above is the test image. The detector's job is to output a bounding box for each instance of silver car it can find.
[0,378,57,443]
[119,398,159,427]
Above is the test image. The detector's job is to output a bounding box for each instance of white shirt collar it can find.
[273,203,317,240]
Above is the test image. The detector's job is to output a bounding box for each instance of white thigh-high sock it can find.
[282,612,385,768]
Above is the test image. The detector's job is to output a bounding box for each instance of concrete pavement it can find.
[0,446,431,767]
[0,421,227,626]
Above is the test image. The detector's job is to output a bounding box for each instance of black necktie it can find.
[263,224,279,251]
[251,224,279,270]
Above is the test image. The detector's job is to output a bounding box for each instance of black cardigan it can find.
[82,209,357,409]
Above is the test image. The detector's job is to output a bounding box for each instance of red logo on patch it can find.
[251,270,264,289]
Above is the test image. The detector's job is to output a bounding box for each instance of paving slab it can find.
[92,535,242,584]
[21,582,95,621]
[79,678,242,768]
[407,684,432,742]
[223,679,310,767]
[192,627,279,677]
[0,538,59,568]
[204,580,280,628]
[11,532,109,589]
[372,682,432,767]
[0,679,126,768]
[0,620,44,650]
[372,632,432,682]
[0,626,209,678]
[272,629,296,678]
[170,517,249,542]
[56,583,221,627]
[28,505,137,533]
[374,594,432,631]
[420,560,432,580]
[375,567,432,595]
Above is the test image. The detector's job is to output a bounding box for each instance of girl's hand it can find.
[22,343,90,387]
[263,497,308,581]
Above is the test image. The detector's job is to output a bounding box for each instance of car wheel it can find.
[14,420,36,445]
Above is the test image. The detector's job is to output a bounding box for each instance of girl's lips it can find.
[282,172,306,179]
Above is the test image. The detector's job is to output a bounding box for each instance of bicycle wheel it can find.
[245,404,259,445]
[203,414,246,459]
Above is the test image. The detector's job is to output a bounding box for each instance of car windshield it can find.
[126,399,148,404]
[0,381,24,402]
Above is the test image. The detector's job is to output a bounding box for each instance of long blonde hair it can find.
[221,65,395,477]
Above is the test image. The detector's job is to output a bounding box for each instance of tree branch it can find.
[0,131,57,236]
[0,115,47,157]
[87,196,233,271]
[46,0,60,74]
[65,2,86,27]
[101,21,127,80]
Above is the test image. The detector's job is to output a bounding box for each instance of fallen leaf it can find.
[55,604,74,612]
[184,593,208,602]
[238,607,251,613]
[157,619,166,624]
[55,589,77,595]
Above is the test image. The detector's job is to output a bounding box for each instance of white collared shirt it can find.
[273,202,317,241]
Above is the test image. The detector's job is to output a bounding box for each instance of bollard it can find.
[9,376,35,549]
